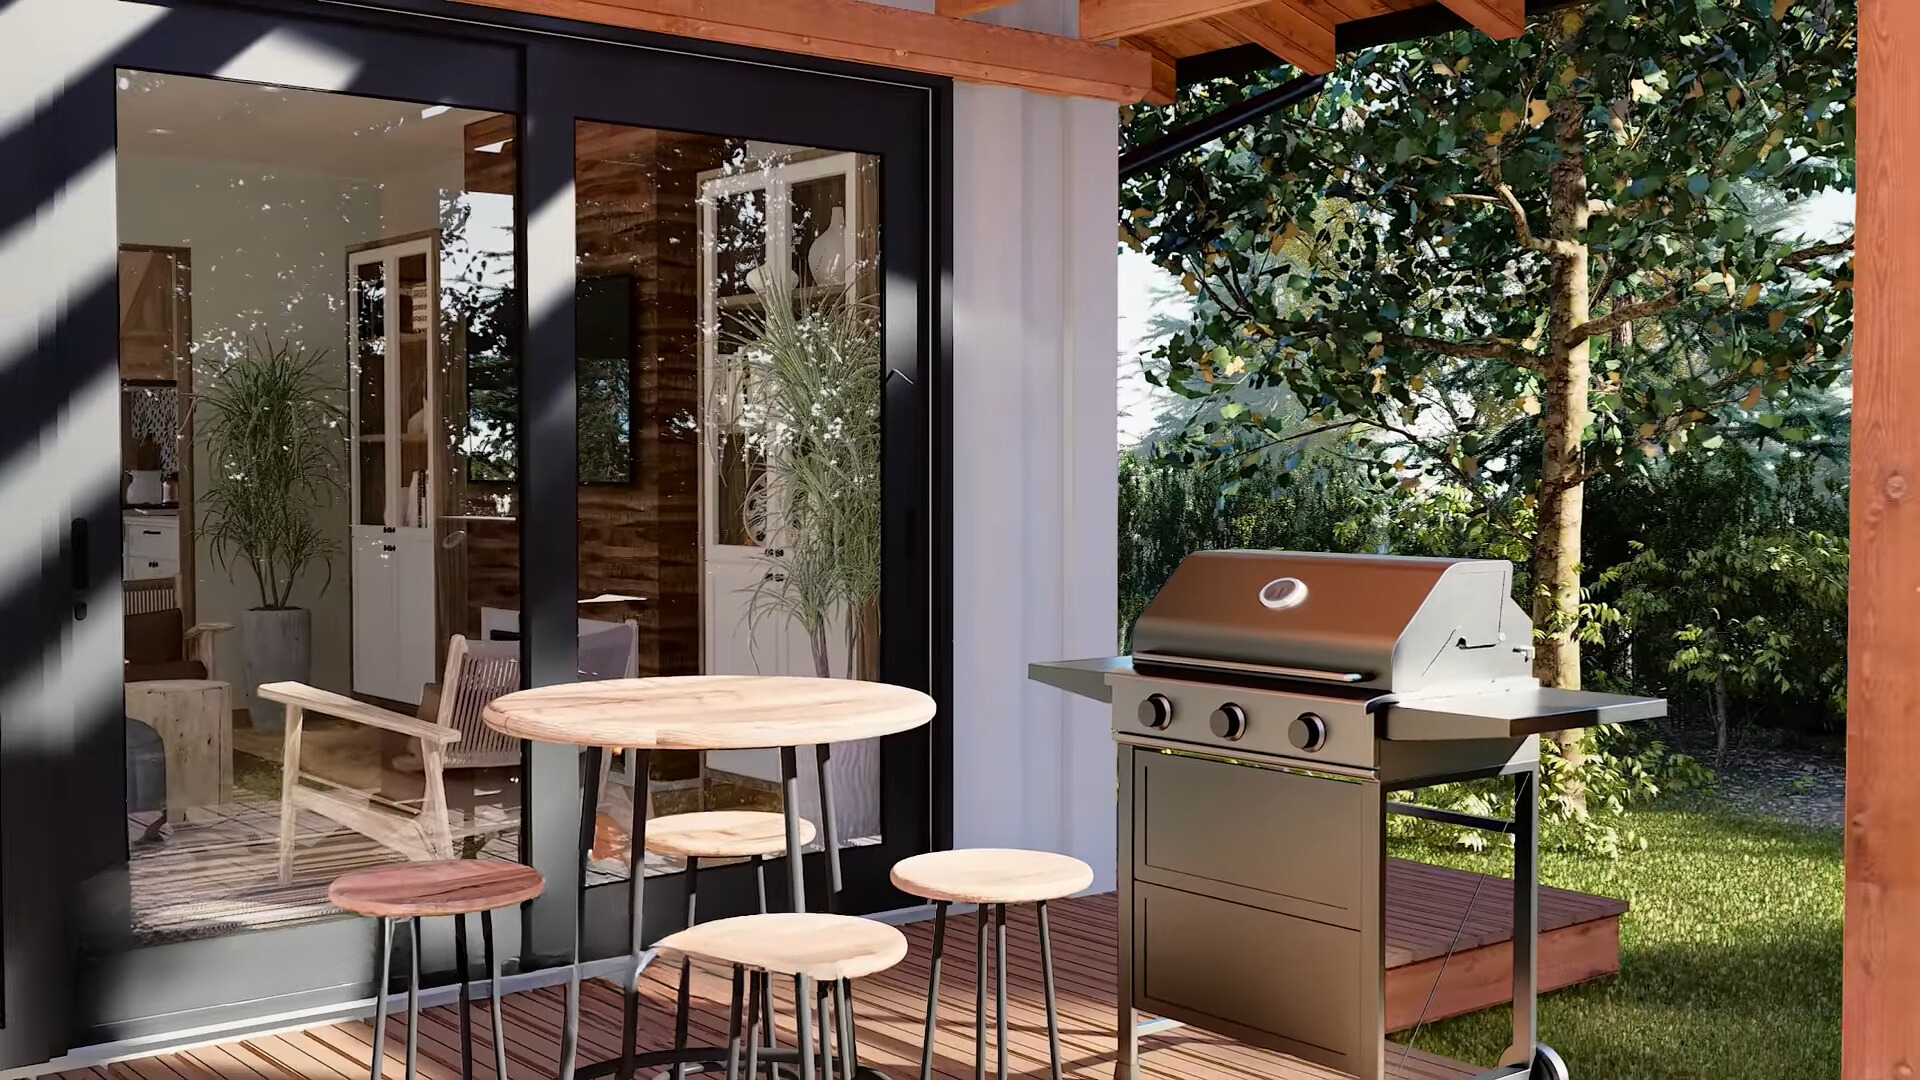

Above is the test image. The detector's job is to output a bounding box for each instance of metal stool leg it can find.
[919,902,948,1080]
[744,974,764,1079]
[405,917,422,1080]
[672,856,700,1080]
[836,979,856,1080]
[725,965,747,1080]
[994,905,1008,1080]
[754,857,778,1054]
[817,981,836,1080]
[371,917,393,1080]
[973,906,987,1080]
[1038,901,1062,1080]
[457,913,474,1080]
[795,974,818,1080]
[483,909,509,1080]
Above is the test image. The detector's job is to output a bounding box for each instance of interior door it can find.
[521,35,941,947]
[4,0,525,1061]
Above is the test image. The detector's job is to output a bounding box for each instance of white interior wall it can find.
[117,149,456,703]
[117,157,374,696]
[943,0,1121,889]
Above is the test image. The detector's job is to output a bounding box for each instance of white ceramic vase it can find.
[125,470,166,505]
[807,206,848,287]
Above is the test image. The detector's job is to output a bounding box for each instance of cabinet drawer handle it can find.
[382,544,397,552]
[141,529,163,535]
[147,561,160,568]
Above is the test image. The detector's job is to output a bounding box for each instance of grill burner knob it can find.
[1289,712,1329,753]
[1138,693,1175,730]
[1209,703,1249,741]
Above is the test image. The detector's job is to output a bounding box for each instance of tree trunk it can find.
[1714,671,1729,758]
[1534,93,1594,809]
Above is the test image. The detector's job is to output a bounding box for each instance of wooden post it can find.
[1848,3,1920,1076]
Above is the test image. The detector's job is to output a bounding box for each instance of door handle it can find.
[70,518,89,621]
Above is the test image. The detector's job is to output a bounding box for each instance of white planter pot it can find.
[242,607,311,732]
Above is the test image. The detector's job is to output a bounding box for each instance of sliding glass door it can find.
[5,0,941,1066]
[523,36,941,956]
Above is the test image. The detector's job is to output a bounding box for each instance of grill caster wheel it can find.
[1531,1045,1569,1080]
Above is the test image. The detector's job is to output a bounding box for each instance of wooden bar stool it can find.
[654,912,906,1080]
[890,849,1094,1080]
[329,861,545,1080]
[645,811,817,1079]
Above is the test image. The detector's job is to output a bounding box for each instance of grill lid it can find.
[1130,550,1535,693]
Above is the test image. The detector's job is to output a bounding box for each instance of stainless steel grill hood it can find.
[1130,550,1533,693]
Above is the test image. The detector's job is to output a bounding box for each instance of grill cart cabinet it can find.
[1033,550,1666,1080]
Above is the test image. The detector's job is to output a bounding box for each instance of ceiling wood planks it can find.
[1081,0,1272,40]
[934,0,1021,15]
[451,0,1154,100]
[1209,1,1336,73]
[1438,0,1525,38]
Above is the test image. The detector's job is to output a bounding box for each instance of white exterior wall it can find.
[943,0,1121,889]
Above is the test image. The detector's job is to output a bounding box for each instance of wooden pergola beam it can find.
[1438,0,1525,39]
[935,0,1020,15]
[1210,2,1335,74]
[451,0,1155,101]
[1848,2,1920,1076]
[1120,38,1181,104]
[1081,0,1270,41]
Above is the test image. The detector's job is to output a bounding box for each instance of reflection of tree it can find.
[440,197,518,483]
[577,354,631,483]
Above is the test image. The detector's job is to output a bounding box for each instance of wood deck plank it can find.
[68,861,1630,1080]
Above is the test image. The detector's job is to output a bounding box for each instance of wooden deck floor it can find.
[51,864,1629,1080]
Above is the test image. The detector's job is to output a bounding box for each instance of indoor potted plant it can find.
[196,335,346,731]
[730,281,882,682]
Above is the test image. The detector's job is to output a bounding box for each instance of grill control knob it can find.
[1289,712,1329,753]
[1138,693,1175,730]
[1209,703,1249,741]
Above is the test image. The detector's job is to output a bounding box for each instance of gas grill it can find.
[1031,551,1666,1080]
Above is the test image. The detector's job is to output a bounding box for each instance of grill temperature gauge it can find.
[1138,693,1174,730]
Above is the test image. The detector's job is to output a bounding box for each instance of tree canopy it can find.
[1121,0,1856,729]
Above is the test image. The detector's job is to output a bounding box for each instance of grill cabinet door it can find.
[1128,750,1385,1080]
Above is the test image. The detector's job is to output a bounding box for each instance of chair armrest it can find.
[185,622,235,638]
[257,681,462,746]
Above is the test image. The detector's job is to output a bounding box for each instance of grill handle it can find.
[1130,651,1368,685]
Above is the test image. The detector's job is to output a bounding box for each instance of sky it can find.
[1115,189,1858,450]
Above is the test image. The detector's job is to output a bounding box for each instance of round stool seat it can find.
[889,848,1093,905]
[644,810,816,858]
[329,860,545,918]
[655,913,907,981]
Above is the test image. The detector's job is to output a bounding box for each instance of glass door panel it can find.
[566,124,886,884]
[114,70,523,945]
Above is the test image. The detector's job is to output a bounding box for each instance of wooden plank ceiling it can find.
[936,0,1525,103]
[453,0,1523,102]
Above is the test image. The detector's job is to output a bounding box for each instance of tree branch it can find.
[1780,238,1853,268]
[1567,290,1685,346]
[1494,184,1584,257]
[1271,320,1541,370]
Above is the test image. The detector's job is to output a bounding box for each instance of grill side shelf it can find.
[1382,687,1668,741]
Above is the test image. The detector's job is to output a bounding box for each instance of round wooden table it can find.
[483,675,936,1080]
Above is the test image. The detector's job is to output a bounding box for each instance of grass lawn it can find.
[1387,801,1842,1080]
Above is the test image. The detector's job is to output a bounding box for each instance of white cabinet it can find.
[697,152,862,680]
[348,237,441,703]
[123,513,179,582]
[350,527,436,703]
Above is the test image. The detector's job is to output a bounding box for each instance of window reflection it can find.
[116,71,523,943]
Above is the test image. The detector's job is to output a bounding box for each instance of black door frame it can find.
[10,0,951,1062]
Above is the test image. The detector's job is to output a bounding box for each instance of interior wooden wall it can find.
[1847,2,1916,1076]
[458,117,714,678]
